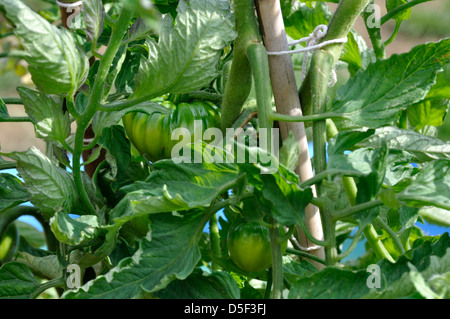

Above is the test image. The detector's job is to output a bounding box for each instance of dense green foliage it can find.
[0,0,449,300]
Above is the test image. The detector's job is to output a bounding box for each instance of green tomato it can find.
[122,100,220,162]
[0,223,18,264]
[227,222,287,272]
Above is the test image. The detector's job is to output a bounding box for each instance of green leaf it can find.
[97,125,132,191]
[102,45,128,100]
[327,147,382,177]
[154,269,240,299]
[82,0,105,43]
[63,210,208,299]
[408,263,441,299]
[282,1,331,40]
[356,126,450,162]
[0,99,9,120]
[289,233,450,299]
[398,159,450,210]
[2,0,89,96]
[15,223,46,249]
[0,173,30,213]
[0,262,40,299]
[17,87,70,146]
[364,233,450,298]
[2,147,77,220]
[114,48,141,94]
[289,267,370,299]
[133,0,236,99]
[407,99,449,130]
[110,154,241,227]
[419,207,450,227]
[278,130,300,171]
[50,212,100,246]
[406,65,450,130]
[15,252,62,281]
[283,256,318,285]
[258,169,313,227]
[331,39,450,128]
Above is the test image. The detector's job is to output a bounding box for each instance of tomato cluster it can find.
[122,100,220,162]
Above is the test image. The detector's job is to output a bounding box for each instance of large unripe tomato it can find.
[122,100,220,162]
[227,222,287,272]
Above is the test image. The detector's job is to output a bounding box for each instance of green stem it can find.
[380,0,431,26]
[0,161,16,170]
[362,0,386,59]
[72,7,133,215]
[286,247,327,265]
[365,224,395,263]
[269,220,283,299]
[384,20,401,46]
[298,0,371,115]
[1,97,23,104]
[188,91,223,107]
[270,111,348,123]
[333,199,384,221]
[375,217,405,255]
[335,170,396,263]
[31,277,65,299]
[0,50,28,59]
[0,117,31,122]
[0,205,58,252]
[220,0,259,132]
[336,227,364,261]
[98,95,149,112]
[0,31,14,39]
[264,268,273,299]
[310,49,337,265]
[246,43,273,136]
[342,176,358,206]
[209,213,221,271]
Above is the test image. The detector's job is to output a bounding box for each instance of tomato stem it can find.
[299,0,371,116]
[285,247,327,266]
[268,220,284,299]
[209,213,222,271]
[72,6,134,215]
[362,0,386,60]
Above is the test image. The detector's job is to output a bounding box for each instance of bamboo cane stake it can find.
[254,0,325,269]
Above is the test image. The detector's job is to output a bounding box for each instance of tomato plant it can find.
[0,0,449,302]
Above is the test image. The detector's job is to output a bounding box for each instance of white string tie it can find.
[56,0,83,8]
[266,24,347,87]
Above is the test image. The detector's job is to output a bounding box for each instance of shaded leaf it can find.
[0,262,40,299]
[133,0,236,99]
[0,173,30,213]
[154,269,240,299]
